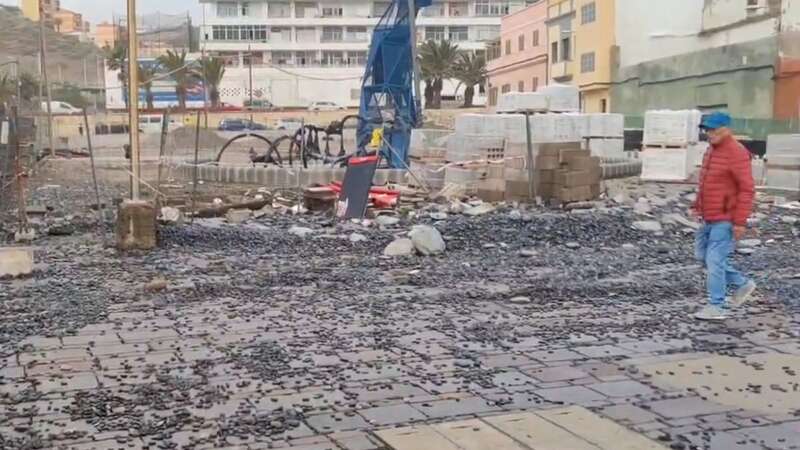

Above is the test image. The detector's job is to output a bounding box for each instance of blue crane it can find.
[357,0,432,169]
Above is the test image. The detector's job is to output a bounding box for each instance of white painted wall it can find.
[702,0,749,30]
[783,0,800,30]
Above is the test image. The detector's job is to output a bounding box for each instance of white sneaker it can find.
[693,305,728,321]
[731,280,756,308]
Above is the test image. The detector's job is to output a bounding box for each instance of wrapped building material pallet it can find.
[585,113,625,138]
[530,114,584,143]
[643,109,702,146]
[446,134,506,163]
[586,138,625,159]
[496,92,549,113]
[765,154,800,192]
[409,158,446,191]
[766,134,800,156]
[409,129,452,160]
[538,84,580,112]
[640,147,691,182]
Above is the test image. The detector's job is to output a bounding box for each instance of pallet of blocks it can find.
[534,143,602,203]
[640,109,704,182]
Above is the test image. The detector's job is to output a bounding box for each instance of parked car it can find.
[41,101,82,115]
[218,118,267,131]
[244,99,275,111]
[138,114,182,134]
[275,118,304,130]
[308,101,345,112]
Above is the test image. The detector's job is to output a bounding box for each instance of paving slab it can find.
[639,352,800,415]
[484,412,600,450]
[538,406,668,450]
[432,418,527,450]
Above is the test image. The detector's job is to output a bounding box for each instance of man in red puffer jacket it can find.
[691,112,756,321]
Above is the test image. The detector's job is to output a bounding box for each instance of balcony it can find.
[550,60,573,81]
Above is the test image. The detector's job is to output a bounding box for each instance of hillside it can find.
[0,6,103,89]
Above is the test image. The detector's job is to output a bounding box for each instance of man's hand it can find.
[734,225,747,240]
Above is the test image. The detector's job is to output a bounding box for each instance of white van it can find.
[139,114,182,134]
[41,101,82,115]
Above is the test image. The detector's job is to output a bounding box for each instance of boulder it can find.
[409,225,446,256]
[288,226,314,238]
[633,221,663,232]
[375,215,400,227]
[384,238,414,257]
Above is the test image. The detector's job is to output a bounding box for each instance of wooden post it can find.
[83,108,103,227]
[190,110,201,222]
[127,0,141,200]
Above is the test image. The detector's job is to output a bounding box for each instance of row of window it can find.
[208,25,492,43]
[502,29,540,56]
[215,1,514,19]
[222,50,368,67]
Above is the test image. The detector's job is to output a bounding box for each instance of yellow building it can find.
[547,0,615,113]
[19,0,60,23]
[574,0,615,112]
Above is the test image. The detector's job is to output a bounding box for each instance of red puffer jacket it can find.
[692,136,755,226]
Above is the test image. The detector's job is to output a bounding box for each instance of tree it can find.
[52,83,88,108]
[138,63,157,110]
[199,56,226,109]
[454,52,487,108]
[0,74,14,104]
[18,73,40,102]
[105,43,128,107]
[418,40,460,109]
[157,49,191,111]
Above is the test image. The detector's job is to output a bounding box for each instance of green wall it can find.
[611,37,779,120]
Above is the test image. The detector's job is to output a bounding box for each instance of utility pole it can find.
[127,0,141,201]
[39,0,55,157]
[248,44,254,123]
[406,0,422,120]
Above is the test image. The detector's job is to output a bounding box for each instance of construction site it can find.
[2,0,800,449]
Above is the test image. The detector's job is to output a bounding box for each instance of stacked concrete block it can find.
[643,110,702,147]
[534,143,601,203]
[586,113,625,138]
[538,84,580,112]
[0,247,34,277]
[764,134,800,191]
[529,114,584,143]
[640,148,691,182]
[586,138,625,159]
[410,129,451,159]
[496,92,549,113]
[446,134,506,162]
[767,134,800,155]
[409,159,445,190]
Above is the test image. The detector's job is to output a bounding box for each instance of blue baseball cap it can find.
[700,111,732,130]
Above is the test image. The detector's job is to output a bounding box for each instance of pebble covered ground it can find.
[1,177,800,450]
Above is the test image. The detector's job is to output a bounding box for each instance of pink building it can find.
[485,0,549,107]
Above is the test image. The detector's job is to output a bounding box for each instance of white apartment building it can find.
[199,0,527,107]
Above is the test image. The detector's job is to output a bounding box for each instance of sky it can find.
[0,0,202,24]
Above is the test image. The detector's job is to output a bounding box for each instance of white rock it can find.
[519,249,538,257]
[781,216,798,224]
[464,204,496,217]
[225,209,251,224]
[349,233,367,243]
[621,243,637,251]
[383,238,414,257]
[508,296,531,305]
[288,226,315,237]
[508,210,523,220]
[633,202,652,215]
[375,215,400,227]
[409,225,446,256]
[449,201,468,214]
[159,207,182,224]
[429,212,448,221]
[738,239,762,248]
[633,221,663,232]
[661,213,700,230]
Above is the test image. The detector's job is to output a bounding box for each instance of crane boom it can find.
[358,0,432,168]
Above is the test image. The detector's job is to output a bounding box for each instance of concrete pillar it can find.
[0,247,34,278]
[116,200,157,250]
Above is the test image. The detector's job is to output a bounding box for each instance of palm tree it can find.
[157,50,191,111]
[138,63,157,110]
[418,40,460,109]
[199,57,226,109]
[105,43,128,107]
[454,52,487,108]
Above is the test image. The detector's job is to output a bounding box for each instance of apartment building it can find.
[199,0,526,107]
[19,0,60,24]
[485,0,547,106]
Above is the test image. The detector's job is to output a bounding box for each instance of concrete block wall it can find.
[176,164,406,188]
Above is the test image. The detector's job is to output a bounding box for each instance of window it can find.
[322,51,344,66]
[551,42,559,62]
[296,27,316,43]
[295,51,316,66]
[425,26,445,41]
[489,87,498,106]
[373,2,391,16]
[225,25,240,40]
[532,77,539,91]
[217,2,238,17]
[501,84,511,94]
[241,2,250,16]
[351,88,361,100]
[322,6,343,17]
[212,26,224,40]
[268,3,290,18]
[561,37,571,61]
[272,51,293,65]
[449,2,468,16]
[533,30,539,47]
[518,35,525,51]
[347,51,367,65]
[473,25,500,41]
[600,98,607,113]
[421,2,445,17]
[581,2,596,24]
[449,26,468,41]
[295,2,316,18]
[505,40,511,55]
[270,27,291,43]
[322,26,343,42]
[580,52,595,73]
[475,1,510,16]
[346,26,368,42]
[518,81,524,92]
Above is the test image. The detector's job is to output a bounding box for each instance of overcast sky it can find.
[0,0,202,24]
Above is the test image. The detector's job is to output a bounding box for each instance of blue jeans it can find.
[695,221,749,307]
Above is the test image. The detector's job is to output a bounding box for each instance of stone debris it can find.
[349,233,368,243]
[384,238,415,257]
[159,206,183,224]
[375,215,400,227]
[409,225,446,256]
[633,220,663,232]
[288,226,315,237]
[144,277,169,292]
[739,239,763,248]
[464,203,496,217]
[225,208,251,224]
